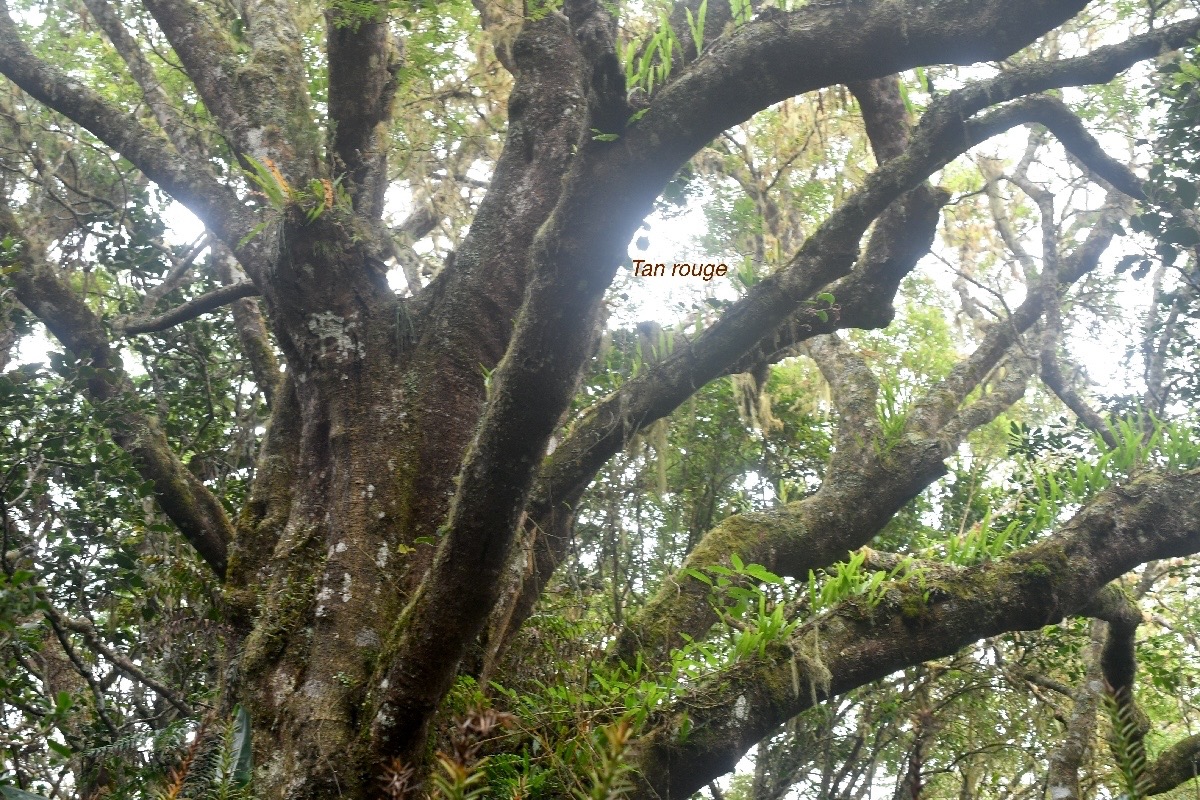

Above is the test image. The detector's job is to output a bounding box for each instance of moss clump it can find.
[1024,561,1052,580]
[240,568,319,677]
[899,592,930,625]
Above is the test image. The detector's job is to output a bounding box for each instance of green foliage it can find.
[619,7,683,94]
[806,549,915,612]
[684,0,707,57]
[940,508,1026,565]
[729,0,752,26]
[171,709,253,800]
[241,155,349,223]
[921,414,1200,569]
[1011,413,1200,505]
[1130,42,1200,264]
[0,788,50,800]
[1,245,247,794]
[686,555,802,659]
[327,0,387,28]
[874,378,909,454]
[572,720,635,800]
[1103,690,1150,800]
[430,755,489,800]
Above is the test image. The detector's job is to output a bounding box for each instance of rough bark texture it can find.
[627,468,1200,800]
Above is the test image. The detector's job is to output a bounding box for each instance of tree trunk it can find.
[211,212,482,794]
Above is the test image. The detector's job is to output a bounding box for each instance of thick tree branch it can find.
[624,0,1095,168]
[627,467,1200,800]
[116,281,260,335]
[800,333,883,462]
[1045,622,1103,800]
[138,0,244,145]
[212,243,280,404]
[140,0,318,181]
[1146,735,1200,795]
[847,76,912,163]
[0,3,260,258]
[81,0,199,157]
[1018,100,1146,203]
[490,33,1179,663]
[366,12,589,764]
[1,210,233,576]
[411,17,588,366]
[327,0,400,219]
[532,20,1193,563]
[232,0,322,179]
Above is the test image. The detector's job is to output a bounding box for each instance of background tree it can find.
[2,0,1200,797]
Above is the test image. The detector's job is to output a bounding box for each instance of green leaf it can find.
[231,705,254,786]
[1,787,52,800]
[46,739,72,759]
[237,220,271,248]
[744,563,783,585]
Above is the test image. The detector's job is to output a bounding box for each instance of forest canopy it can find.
[2,0,1200,797]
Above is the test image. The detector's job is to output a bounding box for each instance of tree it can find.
[2,0,1200,796]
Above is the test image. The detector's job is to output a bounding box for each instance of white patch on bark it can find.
[264,751,286,787]
[335,541,347,553]
[270,666,295,705]
[376,543,389,568]
[1049,786,1072,799]
[356,629,380,648]
[307,312,365,362]
[285,772,307,796]
[315,585,333,618]
[733,695,749,722]
[341,572,352,602]
[245,127,267,157]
